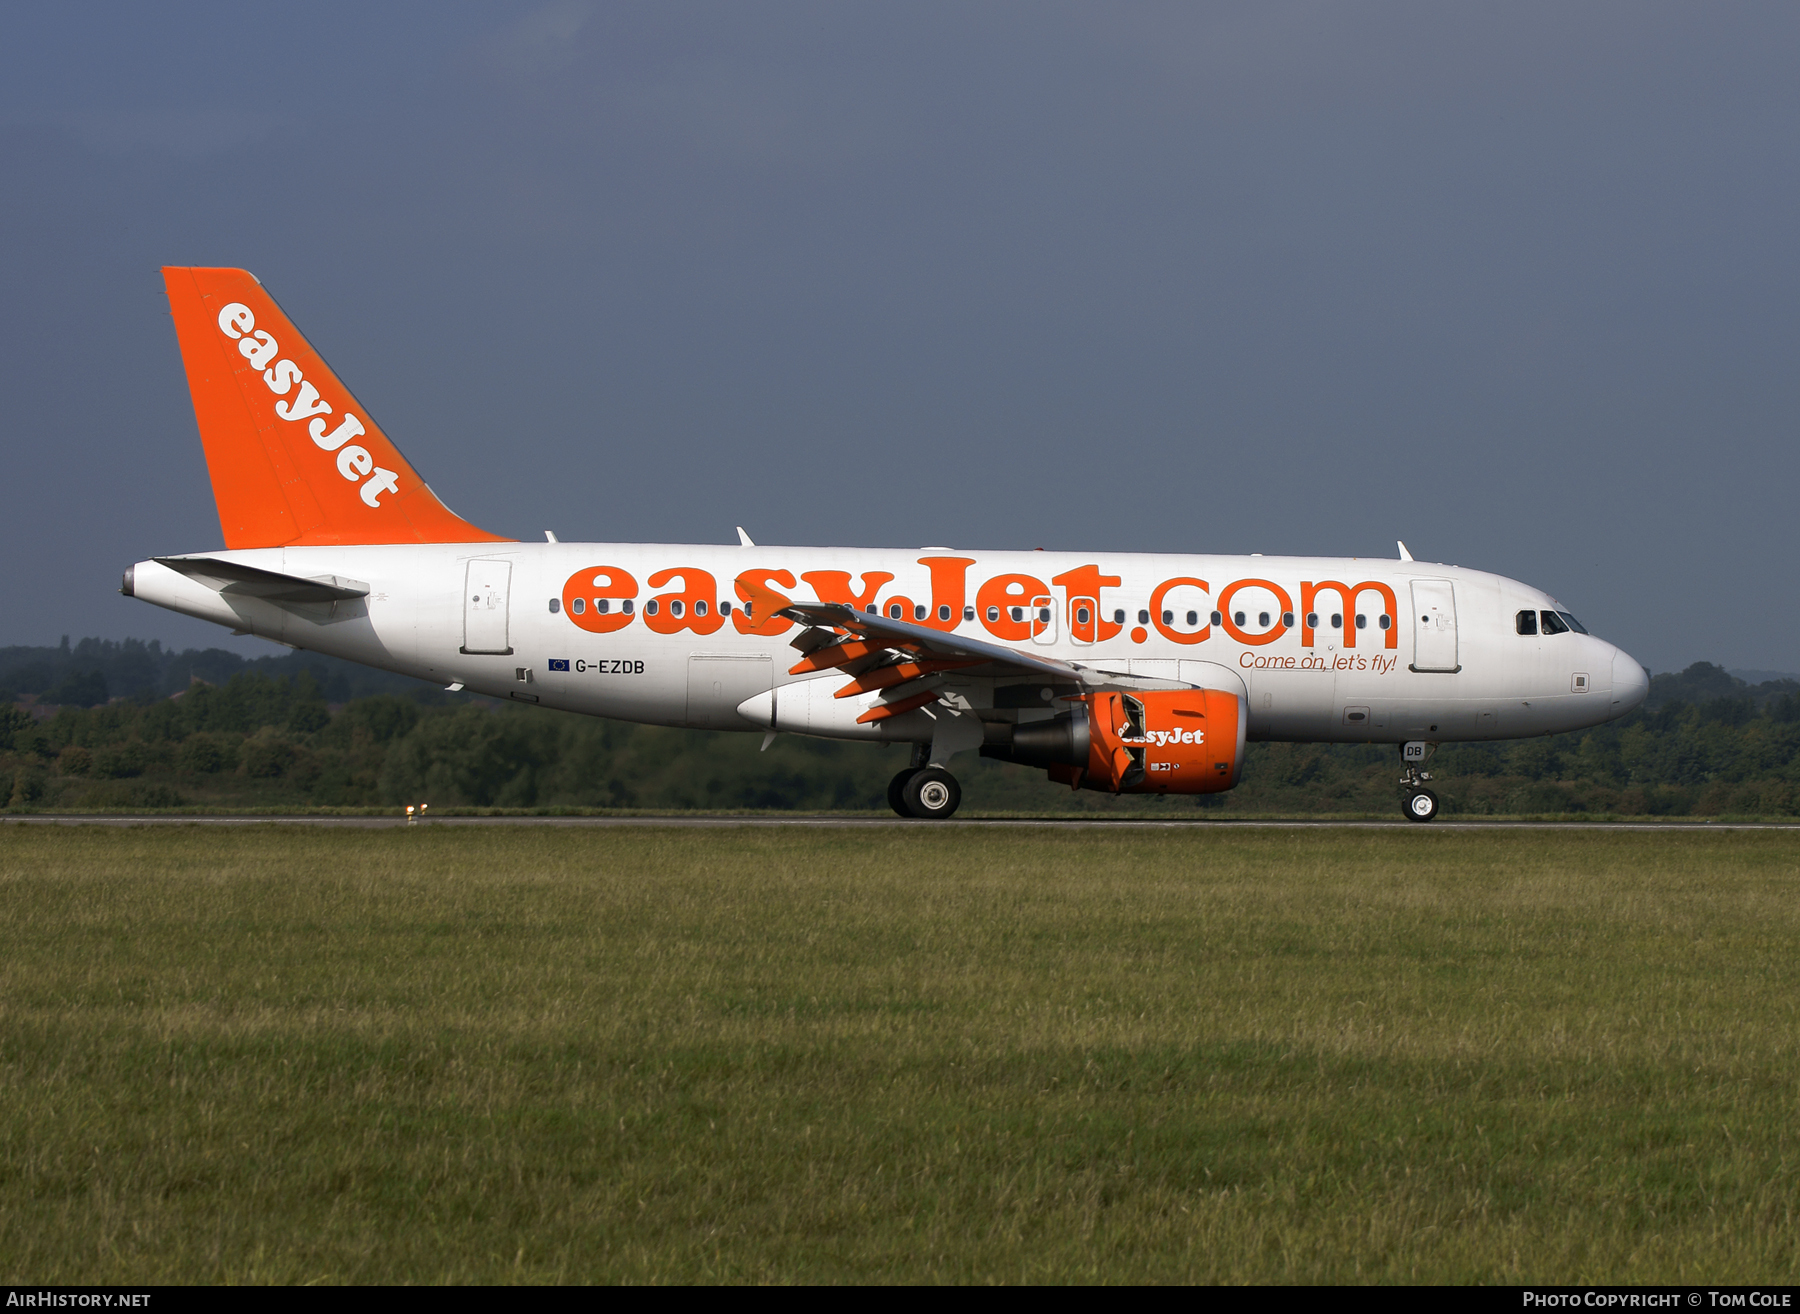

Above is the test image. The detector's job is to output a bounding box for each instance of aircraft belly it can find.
[1243,669,1335,740]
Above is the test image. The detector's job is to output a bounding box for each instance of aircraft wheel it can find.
[1404,788,1440,823]
[886,769,920,818]
[903,767,962,820]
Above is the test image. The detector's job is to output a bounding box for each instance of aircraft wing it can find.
[153,556,370,604]
[769,597,1087,725]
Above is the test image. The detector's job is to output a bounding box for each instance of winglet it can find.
[1397,540,1415,562]
[162,267,509,549]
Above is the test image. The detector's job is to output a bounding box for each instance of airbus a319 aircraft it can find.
[125,268,1649,820]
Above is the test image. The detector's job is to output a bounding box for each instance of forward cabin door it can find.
[462,559,513,655]
[1409,578,1459,672]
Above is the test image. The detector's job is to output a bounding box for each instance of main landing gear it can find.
[1399,741,1440,823]
[888,748,963,820]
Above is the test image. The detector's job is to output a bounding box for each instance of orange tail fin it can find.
[162,267,508,548]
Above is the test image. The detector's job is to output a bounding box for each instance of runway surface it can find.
[3,815,1795,831]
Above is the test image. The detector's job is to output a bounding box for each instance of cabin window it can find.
[1257,612,1270,627]
[1233,611,1246,627]
[622,599,634,615]
[598,598,614,615]
[569,597,584,615]
[1186,610,1199,626]
[1010,607,1023,622]
[1113,609,1125,625]
[1540,610,1570,635]
[987,606,1000,622]
[1282,611,1295,628]
[644,599,659,616]
[889,603,904,619]
[549,597,562,614]
[1305,611,1318,628]
[670,600,685,618]
[694,600,708,617]
[1378,614,1390,630]
[1037,607,1051,623]
[1138,609,1150,624]
[1210,611,1221,626]
[1355,613,1367,629]
[966,606,977,621]
[940,605,953,622]
[911,604,924,621]
[720,600,732,616]
[866,603,878,613]
[1331,613,1342,629]
[1162,610,1174,625]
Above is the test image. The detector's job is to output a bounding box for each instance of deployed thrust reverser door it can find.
[462,559,514,655]
[1409,578,1459,673]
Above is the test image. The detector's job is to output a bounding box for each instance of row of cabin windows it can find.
[1517,609,1588,636]
[549,595,1395,633]
[1141,608,1389,631]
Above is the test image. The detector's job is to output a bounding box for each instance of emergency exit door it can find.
[462,559,513,655]
[1409,578,1459,672]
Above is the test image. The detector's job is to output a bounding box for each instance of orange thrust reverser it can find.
[1077,690,1242,794]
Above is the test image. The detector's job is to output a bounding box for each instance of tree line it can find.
[3,640,1797,814]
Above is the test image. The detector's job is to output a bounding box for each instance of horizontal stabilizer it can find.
[153,556,369,603]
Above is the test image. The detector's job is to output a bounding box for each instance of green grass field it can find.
[1,824,1796,1283]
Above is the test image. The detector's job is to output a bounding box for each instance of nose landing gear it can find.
[1400,741,1440,822]
[1404,787,1439,822]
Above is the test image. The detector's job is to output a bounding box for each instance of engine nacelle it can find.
[1080,688,1244,793]
[981,687,1247,794]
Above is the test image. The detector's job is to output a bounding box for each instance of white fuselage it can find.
[128,543,1648,745]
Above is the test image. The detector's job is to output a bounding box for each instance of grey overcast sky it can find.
[3,2,1796,675]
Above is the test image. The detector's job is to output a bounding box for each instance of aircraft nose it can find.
[1610,648,1649,717]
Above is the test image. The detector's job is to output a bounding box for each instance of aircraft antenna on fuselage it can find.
[1398,540,1415,561]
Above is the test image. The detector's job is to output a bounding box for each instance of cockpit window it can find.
[1539,610,1570,635]
[1559,612,1588,634]
[1516,610,1537,635]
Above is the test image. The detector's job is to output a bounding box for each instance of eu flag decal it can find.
[547,658,571,672]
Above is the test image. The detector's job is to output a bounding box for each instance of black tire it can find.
[887,768,920,817]
[1404,788,1440,823]
[903,767,961,820]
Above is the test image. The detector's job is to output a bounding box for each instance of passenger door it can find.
[1409,579,1459,672]
[462,559,513,654]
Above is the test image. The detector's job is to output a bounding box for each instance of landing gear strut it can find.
[888,746,962,819]
[1400,742,1440,823]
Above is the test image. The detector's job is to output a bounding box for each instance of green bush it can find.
[90,742,145,779]
[237,729,296,779]
[176,732,237,774]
